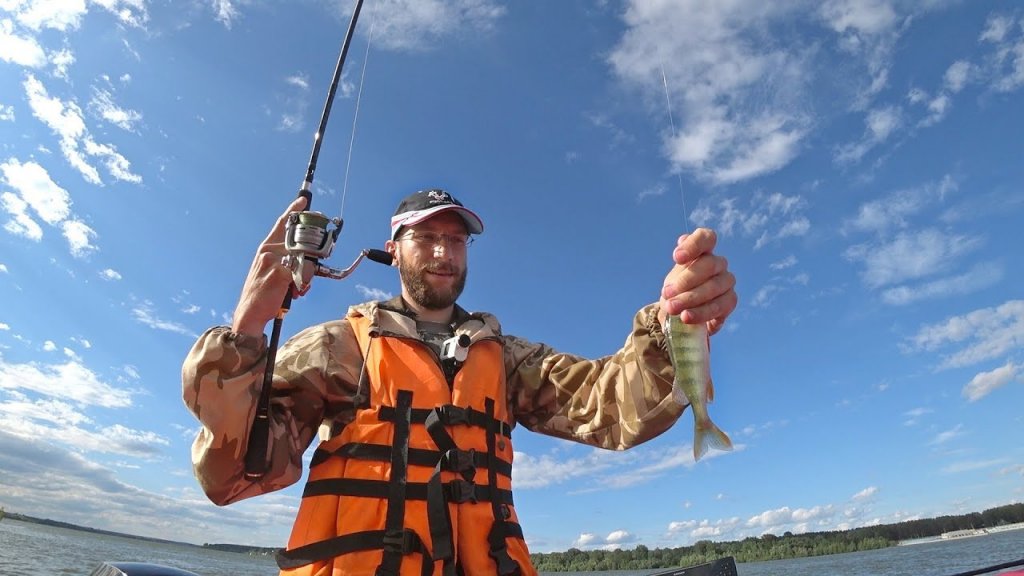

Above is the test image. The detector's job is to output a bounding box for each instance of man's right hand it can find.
[230,196,308,337]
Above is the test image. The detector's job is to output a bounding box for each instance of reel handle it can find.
[366,249,393,266]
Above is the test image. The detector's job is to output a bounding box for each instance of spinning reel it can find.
[282,210,392,296]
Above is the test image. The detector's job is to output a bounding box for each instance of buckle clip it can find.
[438,405,469,426]
[445,448,477,475]
[382,529,415,554]
[447,479,478,503]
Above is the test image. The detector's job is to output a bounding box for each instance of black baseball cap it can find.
[390,188,484,240]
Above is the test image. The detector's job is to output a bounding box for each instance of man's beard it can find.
[399,259,467,310]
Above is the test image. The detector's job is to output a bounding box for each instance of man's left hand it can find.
[659,228,738,336]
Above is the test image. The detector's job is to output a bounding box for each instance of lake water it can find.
[1,518,1022,576]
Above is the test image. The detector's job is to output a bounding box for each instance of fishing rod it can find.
[243,0,391,480]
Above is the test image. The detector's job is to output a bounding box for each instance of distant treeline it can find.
[3,512,192,547]
[202,543,279,556]
[529,503,1024,572]
[7,502,1022,568]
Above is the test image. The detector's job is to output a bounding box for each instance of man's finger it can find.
[673,228,718,265]
[263,196,309,244]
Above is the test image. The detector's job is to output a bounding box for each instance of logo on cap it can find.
[427,189,451,204]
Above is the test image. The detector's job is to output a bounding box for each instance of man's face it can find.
[390,211,470,311]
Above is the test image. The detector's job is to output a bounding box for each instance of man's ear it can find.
[385,240,399,267]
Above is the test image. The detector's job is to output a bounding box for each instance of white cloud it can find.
[692,192,809,250]
[907,300,1024,370]
[845,229,982,289]
[8,0,87,31]
[880,262,1002,306]
[0,357,132,408]
[0,264,7,273]
[0,158,99,258]
[770,255,798,270]
[605,530,634,544]
[89,0,149,28]
[0,103,14,121]
[573,533,597,547]
[820,0,898,36]
[1,158,71,224]
[746,504,837,533]
[980,14,1014,44]
[43,340,57,352]
[835,105,903,164]
[819,0,903,108]
[100,268,122,281]
[844,177,955,235]
[51,47,75,79]
[931,424,963,446]
[512,449,619,490]
[963,362,1020,402]
[903,407,932,426]
[285,73,309,90]
[0,19,47,67]
[356,284,393,301]
[751,284,783,308]
[90,87,142,132]
[0,322,9,330]
[23,75,141,185]
[610,2,810,185]
[61,218,97,257]
[131,301,196,337]
[944,60,972,93]
[942,459,1007,475]
[211,0,244,29]
[371,0,507,52]
[851,486,878,501]
[1,190,43,240]
[979,13,1024,92]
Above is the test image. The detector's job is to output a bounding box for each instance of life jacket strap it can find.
[310,442,512,477]
[378,404,513,438]
[275,528,431,575]
[483,397,522,576]
[378,389,414,576]
[303,477,514,505]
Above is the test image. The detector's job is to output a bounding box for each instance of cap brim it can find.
[391,205,484,239]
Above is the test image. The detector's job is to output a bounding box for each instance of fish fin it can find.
[693,419,733,462]
[705,376,715,404]
[672,385,689,406]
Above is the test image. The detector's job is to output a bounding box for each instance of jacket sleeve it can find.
[505,303,685,450]
[181,319,362,505]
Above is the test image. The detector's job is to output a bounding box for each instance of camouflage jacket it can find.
[182,297,682,505]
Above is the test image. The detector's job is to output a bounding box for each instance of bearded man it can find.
[183,188,738,576]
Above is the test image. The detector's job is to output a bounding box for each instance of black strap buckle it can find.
[444,448,477,475]
[491,549,521,576]
[446,479,478,503]
[381,529,416,555]
[438,404,469,426]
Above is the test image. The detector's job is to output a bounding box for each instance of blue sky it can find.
[1,0,1023,555]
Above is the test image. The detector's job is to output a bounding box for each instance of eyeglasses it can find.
[398,231,474,248]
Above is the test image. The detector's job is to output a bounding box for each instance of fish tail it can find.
[693,418,733,461]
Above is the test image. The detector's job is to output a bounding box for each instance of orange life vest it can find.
[276,312,536,576]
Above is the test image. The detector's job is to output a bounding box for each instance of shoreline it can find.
[897,522,1024,546]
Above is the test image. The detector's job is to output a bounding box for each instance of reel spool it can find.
[282,210,342,295]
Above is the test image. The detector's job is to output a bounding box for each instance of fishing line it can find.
[338,0,379,220]
[660,64,691,232]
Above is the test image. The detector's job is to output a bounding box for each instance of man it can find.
[183,188,737,576]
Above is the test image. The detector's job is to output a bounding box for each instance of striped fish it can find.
[665,315,733,461]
